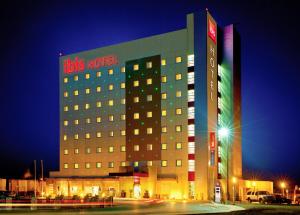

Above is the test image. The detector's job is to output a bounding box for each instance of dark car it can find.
[261,195,275,204]
[273,194,292,205]
[295,196,300,205]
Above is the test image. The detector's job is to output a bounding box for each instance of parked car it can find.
[295,196,300,205]
[272,195,292,205]
[261,195,275,204]
[246,191,271,203]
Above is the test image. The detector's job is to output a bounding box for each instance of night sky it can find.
[0,0,299,185]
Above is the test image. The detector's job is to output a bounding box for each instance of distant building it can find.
[50,10,242,200]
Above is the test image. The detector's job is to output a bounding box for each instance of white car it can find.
[246,191,271,203]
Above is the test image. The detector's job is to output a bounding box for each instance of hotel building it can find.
[49,10,242,200]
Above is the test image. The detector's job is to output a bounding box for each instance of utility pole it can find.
[41,160,44,198]
[34,160,37,199]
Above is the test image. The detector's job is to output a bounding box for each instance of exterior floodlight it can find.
[218,127,229,138]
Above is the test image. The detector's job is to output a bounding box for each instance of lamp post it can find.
[280,182,286,197]
[232,177,237,204]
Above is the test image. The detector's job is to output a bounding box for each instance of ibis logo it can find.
[208,19,216,44]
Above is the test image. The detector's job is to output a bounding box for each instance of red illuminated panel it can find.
[210,132,216,151]
[208,19,216,44]
[188,154,195,160]
[188,172,195,181]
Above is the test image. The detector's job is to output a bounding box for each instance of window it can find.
[133,97,139,103]
[162,126,167,133]
[63,77,68,83]
[121,145,126,152]
[96,132,102,138]
[96,86,101,92]
[161,76,167,83]
[85,73,90,79]
[188,89,195,102]
[64,149,69,155]
[108,84,114,91]
[161,93,167,100]
[108,162,114,168]
[133,80,139,87]
[108,100,114,106]
[85,133,91,139]
[74,75,78,81]
[188,72,194,84]
[161,160,167,167]
[176,142,182,149]
[96,147,102,153]
[188,54,195,67]
[161,143,167,150]
[96,162,102,168]
[121,82,125,89]
[74,90,79,96]
[162,110,167,116]
[176,108,182,115]
[63,120,68,126]
[147,127,153,134]
[85,147,91,154]
[63,135,67,141]
[147,78,152,85]
[134,145,139,151]
[121,161,126,167]
[176,91,182,97]
[147,95,152,102]
[175,56,182,63]
[176,73,182,80]
[121,130,126,136]
[133,64,139,71]
[85,118,91,124]
[64,106,69,112]
[108,146,114,153]
[96,117,101,123]
[134,113,139,119]
[176,125,182,132]
[147,111,152,118]
[96,101,102,108]
[145,62,152,69]
[134,129,139,135]
[147,161,153,167]
[74,119,79,125]
[74,163,79,169]
[64,163,68,169]
[121,67,125,73]
[109,115,114,122]
[134,161,139,167]
[188,124,195,136]
[85,163,91,169]
[176,160,182,167]
[161,59,166,66]
[64,92,68,97]
[188,107,195,119]
[74,134,79,140]
[120,114,126,120]
[108,69,113,75]
[85,103,90,110]
[147,144,153,151]
[85,88,91,94]
[96,71,101,77]
[74,148,79,154]
[109,131,114,137]
[121,98,126,104]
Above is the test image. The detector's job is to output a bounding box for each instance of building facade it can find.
[50,10,242,200]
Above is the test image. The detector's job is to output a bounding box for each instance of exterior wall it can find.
[0,179,6,191]
[8,179,46,194]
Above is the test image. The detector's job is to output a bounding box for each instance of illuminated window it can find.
[96,147,102,153]
[188,124,195,136]
[96,86,101,92]
[64,92,68,97]
[74,119,79,125]
[162,110,167,116]
[74,134,79,140]
[109,131,114,137]
[96,132,102,138]
[188,89,195,102]
[85,133,91,139]
[133,97,139,103]
[147,127,153,134]
[162,93,167,100]
[121,82,125,89]
[96,101,102,108]
[108,162,114,168]
[147,78,152,85]
[64,149,69,155]
[188,54,195,67]
[161,59,166,66]
[85,147,91,154]
[134,113,140,119]
[133,64,139,71]
[134,145,139,151]
[176,108,182,115]
[96,71,101,77]
[147,161,153,167]
[134,161,139,167]
[85,163,91,169]
[86,118,91,124]
[96,162,102,168]
[63,77,68,83]
[74,75,78,81]
[64,163,68,169]
[161,76,167,83]
[188,72,194,84]
[176,125,182,132]
[176,142,182,149]
[108,84,114,91]
[147,111,152,118]
[108,146,114,153]
[74,148,79,154]
[147,144,153,151]
[108,69,113,75]
[63,135,67,141]
[109,115,114,122]
[146,61,152,68]
[133,80,139,87]
[85,103,90,110]
[176,91,182,97]
[162,143,167,150]
[121,98,126,104]
[147,95,152,102]
[74,163,79,169]
[121,67,125,73]
[74,105,79,111]
[121,145,126,152]
[176,73,182,80]
[120,114,126,120]
[134,129,139,135]
[85,73,90,79]
[85,88,90,94]
[121,161,126,167]
[64,106,69,112]
[175,56,182,63]
[161,160,167,167]
[176,160,182,167]
[74,90,79,96]
[162,126,167,133]
[96,117,101,123]
[63,120,68,126]
[108,100,114,106]
[188,107,195,119]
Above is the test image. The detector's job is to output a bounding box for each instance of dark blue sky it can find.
[0,0,299,184]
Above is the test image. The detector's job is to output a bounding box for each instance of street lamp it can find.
[280,182,286,197]
[232,177,237,204]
